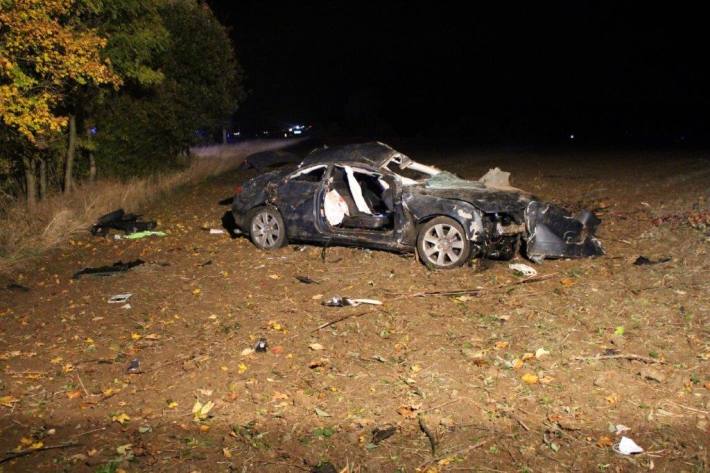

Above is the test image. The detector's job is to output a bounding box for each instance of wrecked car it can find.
[230,142,603,269]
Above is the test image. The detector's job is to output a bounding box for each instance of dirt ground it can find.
[1,144,709,473]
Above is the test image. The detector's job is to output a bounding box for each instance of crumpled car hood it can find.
[407,184,532,215]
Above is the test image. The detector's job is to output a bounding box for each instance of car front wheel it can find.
[417,216,471,268]
[248,206,286,250]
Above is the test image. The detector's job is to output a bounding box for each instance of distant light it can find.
[569,134,575,140]
[90,127,97,135]
[293,129,302,135]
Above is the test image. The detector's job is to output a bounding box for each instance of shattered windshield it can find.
[425,171,486,190]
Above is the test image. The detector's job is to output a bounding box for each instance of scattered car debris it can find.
[371,425,397,444]
[633,255,671,266]
[615,436,644,455]
[230,142,603,269]
[4,282,29,292]
[509,263,538,277]
[322,296,383,307]
[296,275,320,284]
[123,230,167,240]
[126,358,141,374]
[254,338,268,352]
[107,293,133,304]
[90,209,156,236]
[73,259,145,279]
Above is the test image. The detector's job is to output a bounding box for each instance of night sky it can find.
[207,1,706,144]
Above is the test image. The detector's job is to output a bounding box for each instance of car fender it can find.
[403,195,485,243]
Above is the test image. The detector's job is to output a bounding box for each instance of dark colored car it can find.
[231,142,603,269]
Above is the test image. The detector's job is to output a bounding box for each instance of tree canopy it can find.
[0,0,243,202]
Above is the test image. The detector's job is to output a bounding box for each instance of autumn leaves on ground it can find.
[1,146,709,473]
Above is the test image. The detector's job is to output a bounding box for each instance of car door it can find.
[316,163,404,250]
[276,165,328,240]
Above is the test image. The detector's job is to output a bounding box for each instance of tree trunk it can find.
[86,126,96,184]
[39,157,47,199]
[89,152,96,183]
[64,114,77,193]
[22,156,37,210]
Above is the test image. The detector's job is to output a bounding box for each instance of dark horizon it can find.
[207,1,707,145]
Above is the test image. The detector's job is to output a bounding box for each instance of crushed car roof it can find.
[300,142,402,168]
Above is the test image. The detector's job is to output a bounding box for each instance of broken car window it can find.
[290,165,326,183]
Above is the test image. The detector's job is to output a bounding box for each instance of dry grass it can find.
[0,139,292,272]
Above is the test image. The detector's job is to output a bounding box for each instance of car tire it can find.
[248,206,287,250]
[417,216,471,269]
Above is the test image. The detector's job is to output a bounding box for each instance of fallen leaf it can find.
[512,359,524,369]
[268,320,284,331]
[309,343,325,351]
[192,288,201,295]
[535,348,550,358]
[167,401,178,409]
[240,348,254,356]
[560,278,576,287]
[112,413,131,424]
[192,400,215,421]
[494,341,509,350]
[614,326,625,336]
[606,393,620,405]
[271,345,284,354]
[223,447,232,458]
[144,333,161,340]
[66,389,82,399]
[131,333,142,341]
[311,294,323,300]
[597,435,614,447]
[315,407,332,417]
[238,363,248,374]
[268,274,280,280]
[521,373,539,384]
[0,395,19,407]
[521,352,535,361]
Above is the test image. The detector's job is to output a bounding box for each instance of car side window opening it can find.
[323,165,394,231]
[290,165,326,183]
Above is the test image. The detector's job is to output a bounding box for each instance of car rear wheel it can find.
[248,206,286,250]
[417,217,471,268]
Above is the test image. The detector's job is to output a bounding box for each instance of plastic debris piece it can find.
[322,296,383,307]
[615,436,643,455]
[509,263,538,277]
[91,208,156,236]
[254,338,268,353]
[614,424,631,435]
[108,293,133,304]
[209,228,225,235]
[633,255,671,266]
[126,358,141,374]
[123,230,167,240]
[296,275,319,284]
[371,425,397,444]
[73,259,145,279]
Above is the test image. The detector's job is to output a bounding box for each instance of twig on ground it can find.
[416,438,489,470]
[418,414,438,456]
[1,442,81,464]
[389,273,557,300]
[573,353,667,364]
[75,373,93,398]
[312,310,371,332]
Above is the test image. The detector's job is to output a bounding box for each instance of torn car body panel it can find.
[231,142,604,264]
